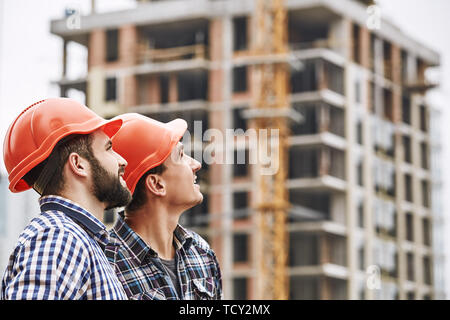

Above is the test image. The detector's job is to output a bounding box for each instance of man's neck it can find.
[59,189,106,222]
[124,202,181,260]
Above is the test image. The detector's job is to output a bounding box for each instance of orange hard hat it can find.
[111,113,187,194]
[3,98,123,193]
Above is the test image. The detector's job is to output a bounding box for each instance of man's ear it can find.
[66,152,89,178]
[145,174,166,197]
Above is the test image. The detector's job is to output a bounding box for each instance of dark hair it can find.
[23,134,94,196]
[126,163,166,213]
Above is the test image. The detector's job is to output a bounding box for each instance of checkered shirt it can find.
[106,213,223,300]
[0,196,128,300]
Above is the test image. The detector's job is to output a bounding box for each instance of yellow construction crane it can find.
[251,0,290,300]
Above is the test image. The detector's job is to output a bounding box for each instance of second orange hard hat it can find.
[111,113,187,194]
[3,98,122,193]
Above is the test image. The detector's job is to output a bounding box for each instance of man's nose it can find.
[114,150,128,168]
[191,156,202,172]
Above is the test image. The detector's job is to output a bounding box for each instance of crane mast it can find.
[252,0,290,300]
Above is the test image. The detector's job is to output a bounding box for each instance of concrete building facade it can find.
[50,0,443,299]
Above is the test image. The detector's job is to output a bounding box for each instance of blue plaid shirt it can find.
[106,213,223,300]
[0,196,127,300]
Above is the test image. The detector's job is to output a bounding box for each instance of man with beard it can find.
[105,113,222,300]
[1,98,132,300]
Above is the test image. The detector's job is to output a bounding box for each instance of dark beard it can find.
[89,156,132,210]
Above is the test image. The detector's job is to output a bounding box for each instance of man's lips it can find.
[118,168,126,182]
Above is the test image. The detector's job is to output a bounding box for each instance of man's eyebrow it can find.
[105,140,112,149]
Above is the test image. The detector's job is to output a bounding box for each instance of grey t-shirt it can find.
[159,257,182,298]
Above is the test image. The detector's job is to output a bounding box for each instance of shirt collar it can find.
[173,224,193,251]
[113,212,194,264]
[39,195,109,245]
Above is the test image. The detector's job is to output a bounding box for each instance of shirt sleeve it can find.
[1,227,90,300]
[210,250,223,300]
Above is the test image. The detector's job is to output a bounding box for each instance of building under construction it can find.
[50,0,445,299]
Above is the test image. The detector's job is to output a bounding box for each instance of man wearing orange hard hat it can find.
[1,98,131,300]
[106,113,222,300]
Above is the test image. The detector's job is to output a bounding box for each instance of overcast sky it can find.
[0,0,449,297]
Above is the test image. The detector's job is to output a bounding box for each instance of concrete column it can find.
[345,64,358,299]
[60,39,68,97]
[319,103,330,133]
[359,26,370,70]
[395,118,406,299]
[208,16,234,299]
[221,16,233,300]
[373,37,384,77]
[317,59,327,91]
[411,95,424,294]
[119,24,137,66]
[392,44,402,124]
[87,29,106,113]
[87,30,105,112]
[62,40,68,77]
[119,25,137,108]
[406,54,417,85]
[122,75,137,108]
[168,73,178,103]
[88,29,105,68]
[87,68,105,114]
[319,147,330,176]
[320,234,330,264]
[147,75,160,104]
[417,59,426,84]
[320,276,332,300]
[391,44,401,85]
[336,18,353,60]
[328,19,345,57]
[364,90,376,300]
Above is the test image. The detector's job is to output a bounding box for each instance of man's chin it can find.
[194,193,204,206]
[184,193,204,210]
[103,188,132,210]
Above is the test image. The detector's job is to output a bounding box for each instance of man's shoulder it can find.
[107,222,143,263]
[183,228,222,280]
[186,229,213,253]
[108,220,134,249]
[17,210,91,249]
[108,226,119,239]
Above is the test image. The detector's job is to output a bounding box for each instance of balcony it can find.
[134,18,210,74]
[55,76,87,99]
[131,69,209,112]
[289,231,347,268]
[290,102,345,138]
[137,43,207,64]
[288,230,348,298]
[288,144,346,181]
[288,6,342,54]
[288,188,346,224]
[403,57,438,93]
[290,58,345,96]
